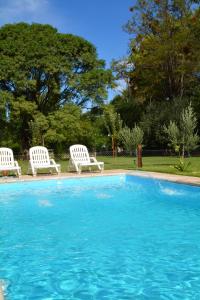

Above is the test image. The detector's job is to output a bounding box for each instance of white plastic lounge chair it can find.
[0,147,21,177]
[69,144,104,174]
[28,146,60,176]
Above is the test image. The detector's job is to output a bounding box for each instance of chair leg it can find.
[97,164,103,172]
[32,167,36,176]
[55,166,60,174]
[27,163,35,175]
[74,163,80,173]
[78,166,82,174]
[17,168,21,177]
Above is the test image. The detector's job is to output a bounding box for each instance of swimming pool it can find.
[0,175,200,299]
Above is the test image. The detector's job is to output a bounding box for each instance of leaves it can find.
[0,23,113,149]
[163,120,180,152]
[119,125,144,155]
[174,158,191,171]
[180,104,199,152]
[103,105,123,139]
[164,104,199,155]
[119,1,200,103]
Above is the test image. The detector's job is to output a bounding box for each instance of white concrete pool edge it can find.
[132,170,200,186]
[1,170,200,186]
[0,285,4,300]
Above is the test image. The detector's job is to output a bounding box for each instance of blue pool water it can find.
[0,175,200,299]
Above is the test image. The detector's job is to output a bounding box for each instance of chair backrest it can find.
[70,144,90,163]
[0,147,15,167]
[29,146,50,166]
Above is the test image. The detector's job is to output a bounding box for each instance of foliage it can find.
[180,104,199,155]
[111,90,143,128]
[164,104,199,156]
[132,124,144,147]
[29,113,49,147]
[0,23,113,150]
[109,1,200,150]
[119,125,144,155]
[103,105,123,155]
[124,0,200,102]
[45,105,81,145]
[163,121,180,153]
[2,11,200,155]
[119,126,135,155]
[174,158,191,171]
[103,105,122,137]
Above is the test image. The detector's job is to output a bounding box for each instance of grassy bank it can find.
[15,156,200,177]
[98,156,200,177]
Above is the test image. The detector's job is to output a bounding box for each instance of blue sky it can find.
[0,0,133,98]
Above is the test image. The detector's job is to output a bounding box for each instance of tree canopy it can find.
[112,0,200,149]
[1,3,200,155]
[0,23,113,150]
[124,0,200,102]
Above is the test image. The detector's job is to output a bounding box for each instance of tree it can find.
[44,104,83,152]
[103,105,122,157]
[119,126,135,155]
[29,113,49,147]
[111,90,143,128]
[180,104,199,156]
[116,1,200,103]
[0,23,113,150]
[111,1,200,149]
[163,121,181,154]
[119,125,144,155]
[164,104,199,157]
[132,124,144,149]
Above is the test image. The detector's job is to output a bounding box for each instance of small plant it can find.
[174,158,191,172]
[119,125,144,156]
[164,104,199,158]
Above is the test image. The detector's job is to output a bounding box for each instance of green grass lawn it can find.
[16,156,200,177]
[99,156,200,177]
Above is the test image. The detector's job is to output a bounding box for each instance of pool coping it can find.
[0,285,4,300]
[1,169,200,186]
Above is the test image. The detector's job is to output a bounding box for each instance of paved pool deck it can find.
[1,170,200,186]
[0,286,4,300]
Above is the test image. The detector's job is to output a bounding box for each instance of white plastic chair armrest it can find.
[90,156,98,163]
[14,160,21,176]
[50,159,57,165]
[14,160,20,167]
[29,160,36,176]
[50,159,61,173]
